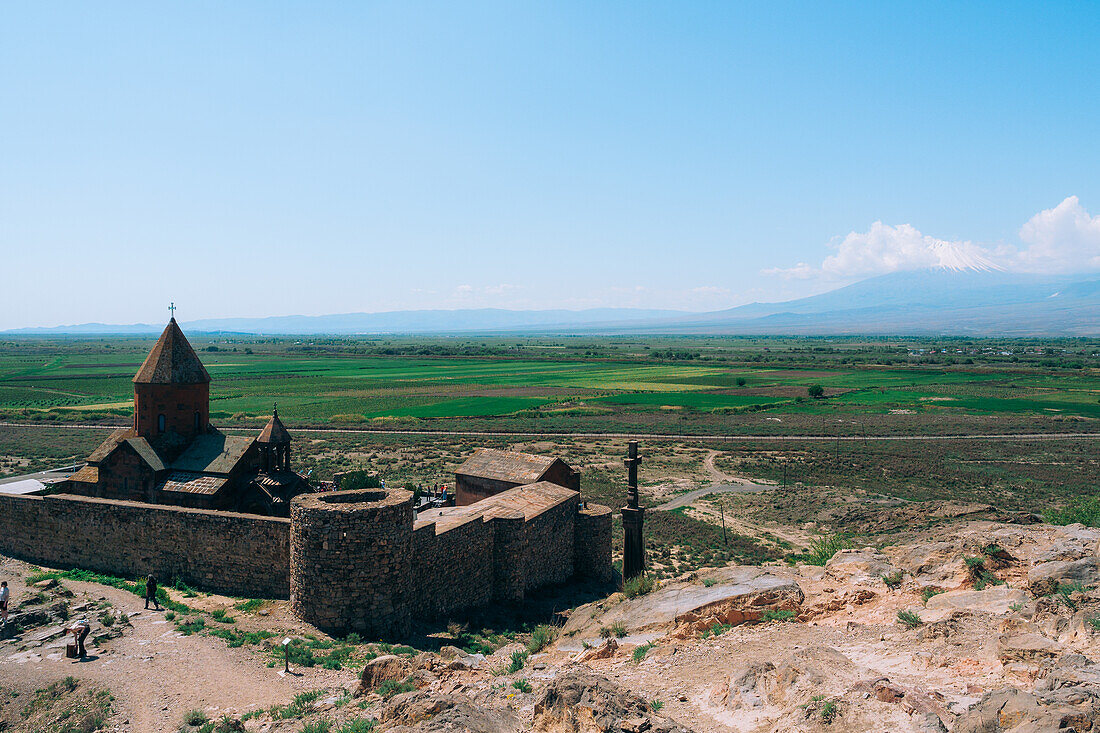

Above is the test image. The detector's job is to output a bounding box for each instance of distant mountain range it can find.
[6,269,1099,337]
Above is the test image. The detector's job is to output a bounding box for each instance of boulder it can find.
[532,669,693,733]
[573,638,617,663]
[997,633,1062,663]
[355,655,413,696]
[561,567,803,638]
[952,686,1100,732]
[825,549,901,585]
[383,691,524,733]
[925,586,1027,615]
[1027,558,1100,597]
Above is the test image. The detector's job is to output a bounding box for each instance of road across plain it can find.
[1,421,1097,442]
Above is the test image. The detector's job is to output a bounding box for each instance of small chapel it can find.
[63,317,311,515]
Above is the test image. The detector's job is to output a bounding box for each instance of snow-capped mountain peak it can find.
[928,240,1005,272]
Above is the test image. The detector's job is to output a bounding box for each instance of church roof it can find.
[133,319,211,385]
[257,408,291,444]
[170,432,255,475]
[124,437,166,472]
[454,448,562,485]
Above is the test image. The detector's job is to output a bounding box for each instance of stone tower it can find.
[132,318,211,441]
[257,405,292,472]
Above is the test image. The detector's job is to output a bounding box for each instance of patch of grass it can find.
[526,624,558,653]
[920,588,944,604]
[272,689,326,719]
[376,678,415,699]
[792,534,851,566]
[210,608,235,624]
[623,574,657,598]
[964,555,1003,590]
[174,616,206,635]
[760,609,796,623]
[600,622,628,639]
[881,571,904,589]
[165,610,176,621]
[1055,581,1092,610]
[897,610,923,628]
[1045,496,1100,527]
[301,721,332,733]
[820,699,838,723]
[649,699,664,712]
[338,720,377,733]
[233,598,265,613]
[702,578,717,587]
[183,709,209,726]
[511,679,532,693]
[632,642,656,662]
[700,622,734,638]
[23,677,79,718]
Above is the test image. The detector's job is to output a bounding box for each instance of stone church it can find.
[63,318,310,515]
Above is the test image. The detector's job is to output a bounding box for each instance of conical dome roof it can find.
[257,405,291,444]
[133,318,211,385]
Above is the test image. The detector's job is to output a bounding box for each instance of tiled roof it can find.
[454,448,559,485]
[133,319,211,385]
[170,432,254,475]
[257,410,291,444]
[87,428,134,464]
[124,437,166,472]
[67,465,99,485]
[418,481,579,532]
[156,471,227,495]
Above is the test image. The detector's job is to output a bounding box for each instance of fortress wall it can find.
[0,493,289,598]
[521,495,579,591]
[574,504,614,582]
[411,516,494,618]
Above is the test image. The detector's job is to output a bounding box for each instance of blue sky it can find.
[2,2,1099,328]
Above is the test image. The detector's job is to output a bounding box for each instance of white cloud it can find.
[1016,196,1100,273]
[764,196,1100,283]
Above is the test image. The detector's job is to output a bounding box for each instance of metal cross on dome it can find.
[168,302,176,319]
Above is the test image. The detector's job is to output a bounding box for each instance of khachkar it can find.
[621,440,645,579]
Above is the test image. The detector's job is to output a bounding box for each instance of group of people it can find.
[0,574,162,659]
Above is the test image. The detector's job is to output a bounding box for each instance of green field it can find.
[0,335,1096,434]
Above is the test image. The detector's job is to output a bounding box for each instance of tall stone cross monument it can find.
[621,440,645,579]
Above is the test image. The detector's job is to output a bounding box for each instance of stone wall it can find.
[574,504,614,582]
[290,489,414,638]
[521,495,579,591]
[411,515,494,618]
[0,493,289,598]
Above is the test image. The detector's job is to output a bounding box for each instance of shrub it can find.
[339,720,377,733]
[920,588,943,604]
[702,578,717,587]
[526,625,557,654]
[882,571,904,589]
[700,622,733,638]
[796,534,851,566]
[632,642,656,662]
[234,599,265,613]
[184,709,209,726]
[807,384,825,399]
[1045,496,1100,527]
[511,679,532,693]
[820,700,838,723]
[506,650,528,674]
[897,610,923,628]
[211,609,235,624]
[649,699,664,712]
[760,609,796,623]
[376,679,415,699]
[623,574,657,598]
[301,722,332,733]
[600,622,627,639]
[1055,582,1092,610]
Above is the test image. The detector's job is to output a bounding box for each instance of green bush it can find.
[1045,496,1100,527]
[506,650,528,674]
[760,609,796,623]
[210,609,235,624]
[882,571,904,589]
[301,722,332,733]
[338,720,377,733]
[632,642,656,662]
[623,574,657,598]
[649,699,664,712]
[184,709,209,726]
[897,610,923,628]
[793,534,851,566]
[920,588,943,604]
[526,625,558,654]
[376,679,415,699]
[511,679,532,693]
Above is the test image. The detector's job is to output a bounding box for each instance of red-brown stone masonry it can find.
[98,443,156,502]
[411,516,494,618]
[541,461,580,491]
[454,475,520,506]
[0,493,289,598]
[134,382,209,441]
[522,495,578,592]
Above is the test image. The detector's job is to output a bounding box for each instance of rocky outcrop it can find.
[382,691,524,733]
[825,548,901,585]
[532,669,693,733]
[1027,558,1100,597]
[356,655,414,696]
[952,686,1100,732]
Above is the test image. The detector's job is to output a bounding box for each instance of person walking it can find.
[67,617,90,658]
[144,574,160,610]
[0,581,9,627]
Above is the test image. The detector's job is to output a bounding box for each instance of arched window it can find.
[157,414,166,433]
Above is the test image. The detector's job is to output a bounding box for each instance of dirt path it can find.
[0,575,302,732]
[656,451,771,510]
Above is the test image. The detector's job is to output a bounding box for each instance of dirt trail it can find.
[656,451,772,510]
[0,576,300,732]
